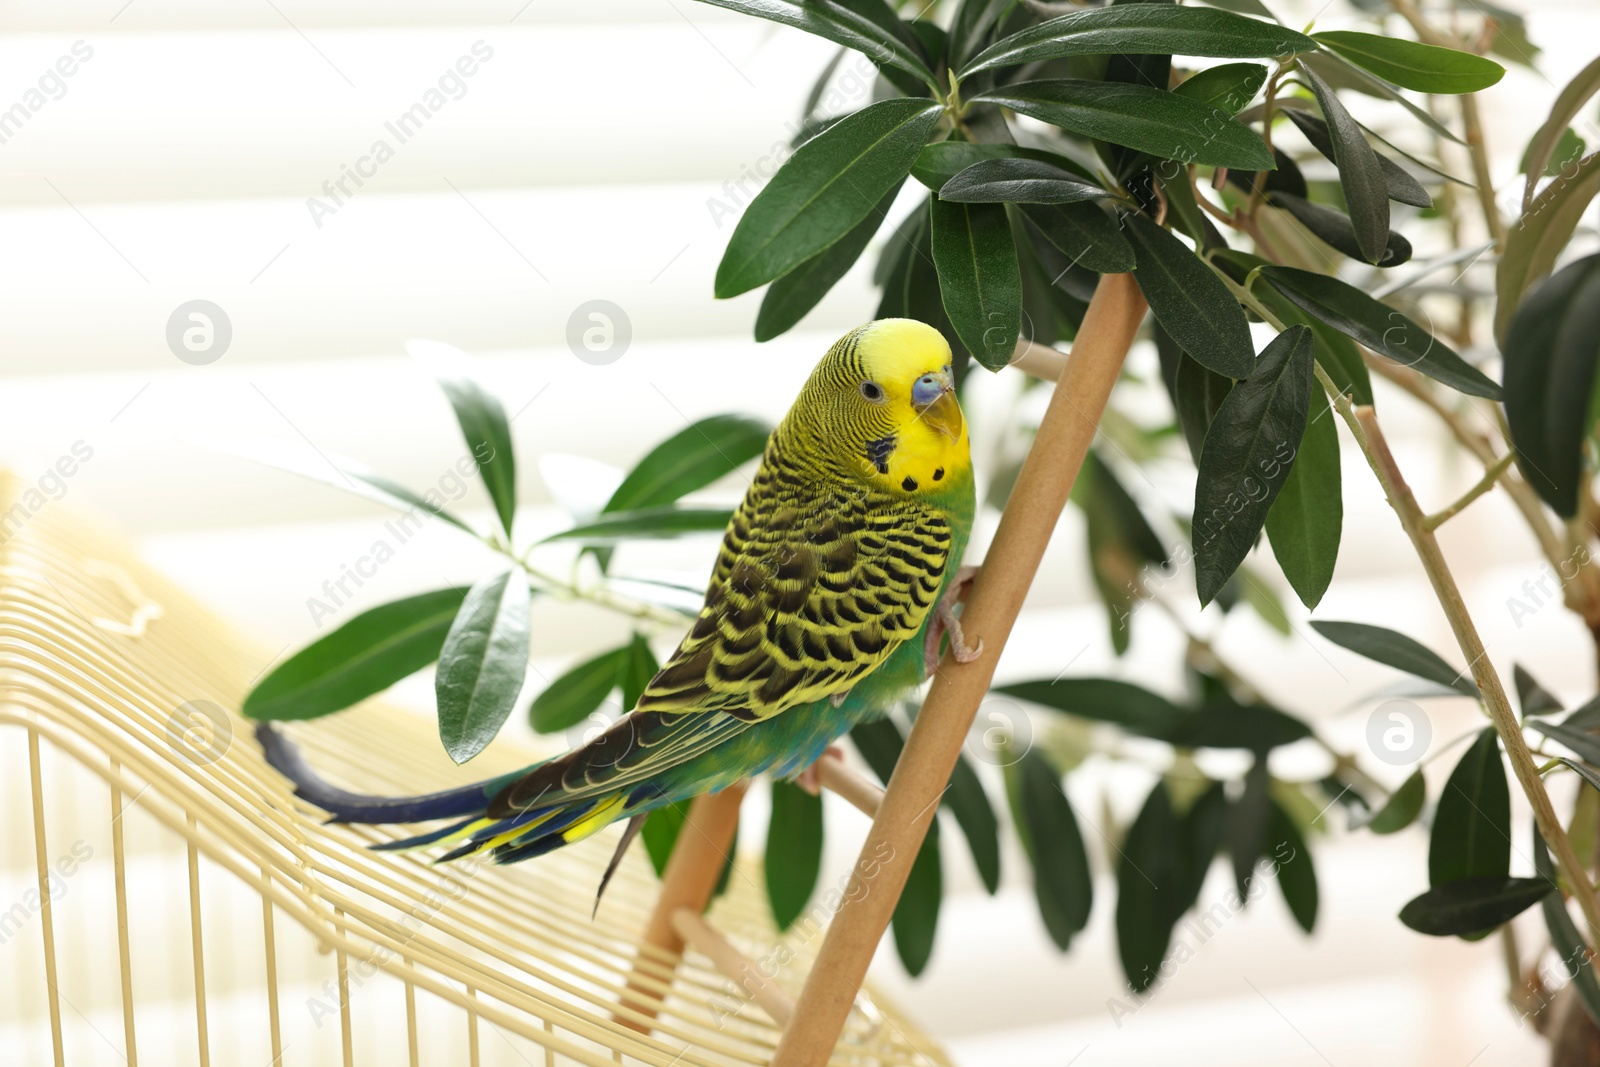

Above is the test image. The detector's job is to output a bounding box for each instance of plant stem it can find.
[1248,63,1289,217]
[1321,367,1600,940]
[1387,0,1505,246]
[1365,358,1573,570]
[517,558,692,627]
[1458,92,1506,248]
[1424,452,1516,529]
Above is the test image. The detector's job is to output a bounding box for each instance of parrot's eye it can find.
[859,381,884,402]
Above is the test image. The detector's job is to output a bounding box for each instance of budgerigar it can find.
[257,319,979,890]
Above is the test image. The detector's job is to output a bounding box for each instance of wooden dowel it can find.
[771,273,1149,1066]
[1009,339,1069,382]
[815,754,883,818]
[669,907,796,1026]
[617,782,747,1031]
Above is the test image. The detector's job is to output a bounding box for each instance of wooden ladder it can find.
[615,275,1148,1065]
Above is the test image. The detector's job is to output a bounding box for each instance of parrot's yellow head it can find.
[785,318,971,497]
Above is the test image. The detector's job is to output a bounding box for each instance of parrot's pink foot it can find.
[924,566,983,677]
[794,745,845,795]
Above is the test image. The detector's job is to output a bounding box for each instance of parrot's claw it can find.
[924,566,983,677]
[794,745,845,795]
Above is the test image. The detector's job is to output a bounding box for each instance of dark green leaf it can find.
[1515,664,1564,716]
[972,80,1275,171]
[1564,696,1600,729]
[1269,192,1412,266]
[766,781,824,931]
[849,717,903,784]
[1533,819,1600,1029]
[1268,801,1317,933]
[1016,219,1088,346]
[1079,448,1169,564]
[1495,152,1600,343]
[1159,165,1227,251]
[620,632,658,713]
[540,506,733,545]
[949,0,1012,69]
[1125,214,1254,378]
[1501,253,1600,518]
[874,207,919,303]
[693,0,938,91]
[436,569,532,763]
[605,415,771,512]
[1313,31,1505,94]
[1359,769,1426,834]
[1019,201,1136,274]
[1399,877,1551,936]
[931,198,1022,370]
[527,644,626,734]
[1253,282,1374,406]
[1283,109,1432,208]
[1156,323,1235,462]
[1229,758,1271,899]
[892,821,942,976]
[1117,780,1186,992]
[947,753,1002,894]
[712,819,739,900]
[998,678,1187,740]
[912,141,1096,191]
[756,183,901,341]
[897,201,975,377]
[1300,66,1390,264]
[1192,326,1315,605]
[1072,450,1165,655]
[1529,720,1600,767]
[1173,62,1268,114]
[1310,620,1479,697]
[413,344,518,539]
[1191,0,1274,17]
[1298,50,1463,145]
[1168,696,1314,752]
[1260,266,1502,399]
[939,158,1111,205]
[1224,148,1308,202]
[641,802,687,876]
[1008,749,1093,948]
[715,98,942,298]
[1430,728,1510,887]
[1264,391,1342,609]
[960,6,1313,79]
[1175,781,1228,914]
[244,587,471,721]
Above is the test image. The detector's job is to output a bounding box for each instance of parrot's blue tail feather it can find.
[254,722,522,825]
[254,723,631,871]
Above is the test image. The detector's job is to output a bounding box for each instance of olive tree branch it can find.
[1318,361,1600,941]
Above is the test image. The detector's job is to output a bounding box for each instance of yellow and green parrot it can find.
[257,319,979,886]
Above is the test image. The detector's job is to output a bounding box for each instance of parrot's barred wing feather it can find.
[490,448,952,818]
[640,472,951,720]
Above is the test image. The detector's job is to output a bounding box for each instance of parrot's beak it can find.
[915,376,963,443]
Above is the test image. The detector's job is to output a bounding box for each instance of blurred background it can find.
[1,1,1598,1064]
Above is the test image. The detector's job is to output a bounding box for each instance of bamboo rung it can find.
[815,755,883,818]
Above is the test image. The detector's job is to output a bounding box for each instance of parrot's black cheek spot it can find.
[901,475,918,492]
[933,467,945,482]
